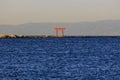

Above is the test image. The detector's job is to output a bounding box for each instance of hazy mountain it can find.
[0,20,120,36]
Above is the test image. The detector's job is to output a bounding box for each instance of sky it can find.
[0,0,120,25]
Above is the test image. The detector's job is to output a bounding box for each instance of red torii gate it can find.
[54,28,65,37]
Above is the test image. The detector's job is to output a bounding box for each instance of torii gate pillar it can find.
[54,28,65,37]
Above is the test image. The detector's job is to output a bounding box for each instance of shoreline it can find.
[1,33,120,38]
[1,36,120,39]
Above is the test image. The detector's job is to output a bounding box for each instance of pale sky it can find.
[0,0,120,25]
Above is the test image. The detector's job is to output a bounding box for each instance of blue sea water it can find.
[0,37,120,80]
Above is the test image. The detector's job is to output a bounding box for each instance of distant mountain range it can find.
[0,20,120,36]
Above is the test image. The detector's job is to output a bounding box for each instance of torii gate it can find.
[54,28,65,37]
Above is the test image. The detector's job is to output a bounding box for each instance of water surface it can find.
[0,37,120,80]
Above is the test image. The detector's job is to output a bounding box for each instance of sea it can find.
[0,37,120,80]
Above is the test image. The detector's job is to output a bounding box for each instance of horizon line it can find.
[0,19,120,26]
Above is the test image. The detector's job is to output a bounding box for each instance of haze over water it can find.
[0,0,120,36]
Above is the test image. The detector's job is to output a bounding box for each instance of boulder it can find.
[0,34,17,38]
[7,34,16,38]
[0,34,6,38]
